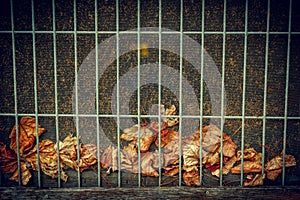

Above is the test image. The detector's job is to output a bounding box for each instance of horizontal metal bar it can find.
[1,30,300,35]
[0,113,299,120]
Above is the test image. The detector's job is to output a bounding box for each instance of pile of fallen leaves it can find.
[0,117,97,185]
[0,107,297,186]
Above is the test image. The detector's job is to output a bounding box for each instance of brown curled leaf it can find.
[222,133,237,158]
[201,125,222,156]
[83,143,98,158]
[120,125,157,153]
[183,144,200,172]
[77,143,98,172]
[163,149,179,168]
[155,130,179,148]
[120,143,158,176]
[164,166,179,176]
[237,148,260,161]
[202,145,220,167]
[9,161,32,185]
[140,152,159,177]
[265,153,296,181]
[244,174,265,187]
[156,104,179,128]
[266,168,282,181]
[231,161,262,174]
[100,145,118,173]
[25,139,68,182]
[58,134,78,169]
[120,143,138,174]
[9,117,46,155]
[212,156,237,177]
[148,121,168,133]
[0,142,18,174]
[183,171,200,186]
[265,153,296,171]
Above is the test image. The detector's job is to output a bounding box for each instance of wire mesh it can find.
[0,0,299,188]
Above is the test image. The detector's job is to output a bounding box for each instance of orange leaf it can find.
[231,161,262,174]
[9,117,46,155]
[244,174,265,187]
[58,134,78,169]
[0,142,17,174]
[25,139,68,182]
[120,125,157,153]
[77,143,98,172]
[9,161,32,185]
[183,171,200,186]
[155,130,179,148]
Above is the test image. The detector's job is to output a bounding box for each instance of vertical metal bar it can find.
[178,0,183,186]
[262,0,270,175]
[52,0,61,188]
[31,0,42,188]
[73,0,81,188]
[95,0,101,187]
[219,0,227,186]
[137,0,141,187]
[240,0,249,186]
[158,0,162,187]
[116,0,121,188]
[10,0,21,186]
[199,0,205,186]
[282,0,292,187]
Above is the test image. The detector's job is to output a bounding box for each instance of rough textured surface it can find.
[1,186,300,200]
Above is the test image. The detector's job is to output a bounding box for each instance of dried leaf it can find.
[148,121,168,133]
[244,174,265,187]
[77,143,98,172]
[231,161,262,174]
[266,168,282,181]
[121,142,138,170]
[140,152,159,177]
[183,171,200,186]
[9,161,32,185]
[83,143,98,158]
[201,125,222,156]
[237,148,260,161]
[121,125,157,153]
[265,153,296,171]
[223,156,237,175]
[25,139,68,182]
[0,142,17,174]
[163,105,179,127]
[9,117,46,155]
[205,163,220,172]
[163,133,180,155]
[223,133,237,158]
[163,149,179,167]
[202,145,220,167]
[164,166,179,176]
[58,134,78,169]
[155,130,179,148]
[100,145,118,173]
[120,143,158,176]
[265,153,296,181]
[165,105,176,116]
[183,144,200,172]
[212,156,237,177]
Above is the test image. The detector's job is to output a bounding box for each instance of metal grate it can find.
[0,0,299,189]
